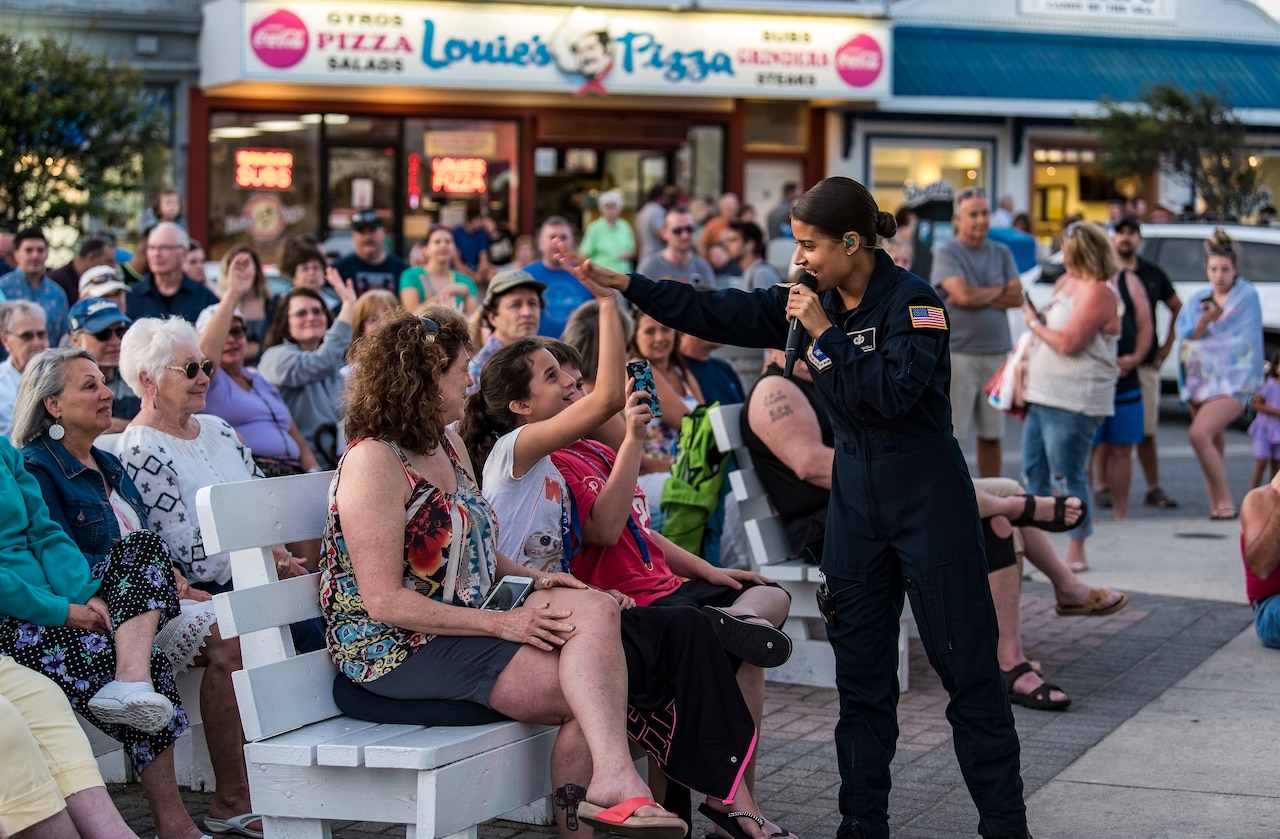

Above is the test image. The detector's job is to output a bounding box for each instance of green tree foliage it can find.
[1085,84,1265,219]
[0,35,166,230]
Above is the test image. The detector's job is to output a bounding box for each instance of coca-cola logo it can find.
[834,34,882,88]
[251,10,309,69]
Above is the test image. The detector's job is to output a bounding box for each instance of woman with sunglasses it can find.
[117,317,311,597]
[259,269,357,469]
[1174,228,1263,520]
[197,256,321,478]
[15,347,265,839]
[1020,221,1121,574]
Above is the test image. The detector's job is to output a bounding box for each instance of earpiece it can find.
[843,236,856,249]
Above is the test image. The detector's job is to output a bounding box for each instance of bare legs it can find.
[1095,442,1136,518]
[112,611,160,684]
[977,437,1002,479]
[1019,528,1125,611]
[140,748,204,839]
[1188,397,1244,516]
[488,588,667,839]
[12,788,138,839]
[989,562,1067,704]
[192,626,255,826]
[707,585,792,839]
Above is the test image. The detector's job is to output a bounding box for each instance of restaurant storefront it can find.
[192,0,891,264]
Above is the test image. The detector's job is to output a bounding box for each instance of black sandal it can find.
[1001,662,1070,711]
[1007,494,1085,533]
[701,607,792,668]
[699,804,794,839]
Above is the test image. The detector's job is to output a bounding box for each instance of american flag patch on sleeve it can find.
[909,305,948,330]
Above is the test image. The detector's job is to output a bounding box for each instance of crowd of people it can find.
[0,173,1271,839]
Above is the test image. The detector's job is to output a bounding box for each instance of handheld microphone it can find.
[783,274,817,378]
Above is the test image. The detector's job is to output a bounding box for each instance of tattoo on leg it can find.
[555,783,587,830]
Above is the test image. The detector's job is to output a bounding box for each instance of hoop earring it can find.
[48,420,65,441]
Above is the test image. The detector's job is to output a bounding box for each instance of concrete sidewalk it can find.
[106,513,1274,839]
[1022,515,1276,839]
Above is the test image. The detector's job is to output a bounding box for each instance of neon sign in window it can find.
[431,157,487,194]
[235,149,294,190]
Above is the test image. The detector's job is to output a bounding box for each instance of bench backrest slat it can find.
[216,572,321,638]
[196,471,333,555]
[233,649,341,741]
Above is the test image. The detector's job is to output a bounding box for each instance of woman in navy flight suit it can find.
[564,177,1030,839]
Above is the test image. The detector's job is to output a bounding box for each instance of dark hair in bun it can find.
[791,176,893,250]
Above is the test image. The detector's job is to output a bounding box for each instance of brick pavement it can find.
[108,584,1249,839]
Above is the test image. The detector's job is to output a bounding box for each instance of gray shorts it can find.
[360,635,521,707]
[950,351,1007,441]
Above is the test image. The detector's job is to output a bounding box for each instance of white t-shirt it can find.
[482,426,572,574]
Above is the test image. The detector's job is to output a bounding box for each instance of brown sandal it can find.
[1056,588,1128,617]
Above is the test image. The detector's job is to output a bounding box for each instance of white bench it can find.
[195,471,568,839]
[78,434,212,789]
[708,403,913,691]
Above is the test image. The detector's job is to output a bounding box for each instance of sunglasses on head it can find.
[86,271,124,285]
[669,225,695,235]
[92,325,128,342]
[420,316,439,341]
[164,359,215,379]
[956,188,987,202]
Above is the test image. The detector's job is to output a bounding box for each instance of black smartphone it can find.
[625,359,662,418]
[1022,289,1041,322]
[1200,297,1218,313]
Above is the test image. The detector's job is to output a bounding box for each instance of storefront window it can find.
[869,140,990,216]
[403,118,519,245]
[207,111,320,266]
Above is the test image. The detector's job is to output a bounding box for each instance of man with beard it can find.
[1109,216,1183,509]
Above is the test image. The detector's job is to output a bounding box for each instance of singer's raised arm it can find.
[618,273,791,350]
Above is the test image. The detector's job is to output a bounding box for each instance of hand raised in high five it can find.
[556,244,630,294]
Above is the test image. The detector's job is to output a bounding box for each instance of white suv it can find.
[1021,223,1280,388]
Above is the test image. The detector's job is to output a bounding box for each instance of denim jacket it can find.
[22,435,149,575]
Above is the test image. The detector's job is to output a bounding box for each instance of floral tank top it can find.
[319,438,500,683]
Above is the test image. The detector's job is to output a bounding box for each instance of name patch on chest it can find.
[847,327,876,352]
[908,305,948,330]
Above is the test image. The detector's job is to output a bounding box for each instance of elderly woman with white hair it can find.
[115,317,310,595]
[15,346,263,839]
[580,189,636,274]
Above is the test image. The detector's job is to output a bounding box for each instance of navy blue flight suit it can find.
[623,251,1027,839]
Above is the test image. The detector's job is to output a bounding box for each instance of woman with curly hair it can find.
[321,305,689,839]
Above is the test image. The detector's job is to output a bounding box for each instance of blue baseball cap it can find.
[69,298,131,334]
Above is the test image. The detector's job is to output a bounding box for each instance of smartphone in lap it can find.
[480,576,536,611]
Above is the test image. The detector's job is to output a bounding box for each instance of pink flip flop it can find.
[578,798,689,839]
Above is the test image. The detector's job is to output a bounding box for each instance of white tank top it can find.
[1024,280,1120,418]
